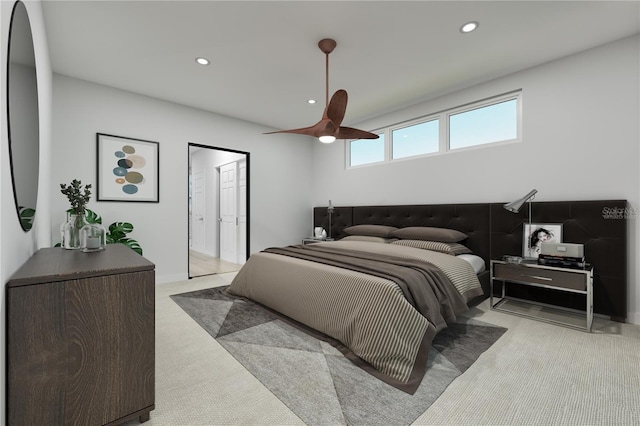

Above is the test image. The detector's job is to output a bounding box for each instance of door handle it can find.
[523,274,552,281]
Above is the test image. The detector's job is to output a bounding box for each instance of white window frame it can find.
[346,131,387,169]
[345,90,522,169]
[389,115,441,161]
[446,91,522,152]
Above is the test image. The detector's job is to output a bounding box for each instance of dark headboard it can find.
[314,199,628,322]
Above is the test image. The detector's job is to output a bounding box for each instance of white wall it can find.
[52,74,313,284]
[1,0,53,419]
[312,35,640,323]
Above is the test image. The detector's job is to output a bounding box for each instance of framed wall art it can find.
[523,223,562,259]
[97,133,159,202]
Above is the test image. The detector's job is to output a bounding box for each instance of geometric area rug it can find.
[171,286,507,426]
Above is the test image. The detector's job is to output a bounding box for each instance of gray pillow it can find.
[341,235,397,243]
[391,226,467,243]
[343,224,398,238]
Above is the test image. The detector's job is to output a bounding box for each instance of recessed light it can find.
[460,21,479,33]
[195,57,210,65]
[307,99,317,104]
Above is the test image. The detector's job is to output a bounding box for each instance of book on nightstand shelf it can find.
[537,253,588,269]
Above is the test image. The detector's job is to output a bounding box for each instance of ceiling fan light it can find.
[319,135,336,143]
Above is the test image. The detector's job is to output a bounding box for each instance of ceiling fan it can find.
[265,38,379,143]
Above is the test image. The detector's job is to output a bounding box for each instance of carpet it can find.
[171,286,507,426]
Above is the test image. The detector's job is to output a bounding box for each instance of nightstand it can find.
[490,260,593,332]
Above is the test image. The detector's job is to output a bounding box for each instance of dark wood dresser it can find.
[6,244,155,425]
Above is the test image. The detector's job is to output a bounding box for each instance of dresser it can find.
[6,244,155,425]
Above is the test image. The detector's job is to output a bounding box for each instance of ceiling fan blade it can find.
[325,89,347,128]
[263,127,319,137]
[336,126,380,140]
[264,118,337,138]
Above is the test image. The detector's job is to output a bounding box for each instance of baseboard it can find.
[155,273,188,285]
[627,311,640,325]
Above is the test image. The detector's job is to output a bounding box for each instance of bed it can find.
[227,225,485,393]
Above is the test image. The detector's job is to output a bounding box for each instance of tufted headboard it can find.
[314,199,628,322]
[313,203,491,264]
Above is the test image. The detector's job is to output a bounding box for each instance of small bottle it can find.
[61,213,87,250]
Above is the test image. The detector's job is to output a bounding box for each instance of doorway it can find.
[188,143,249,278]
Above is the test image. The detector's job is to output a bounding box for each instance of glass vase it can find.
[61,213,87,250]
[80,222,107,252]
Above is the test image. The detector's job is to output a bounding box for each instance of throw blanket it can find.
[265,244,469,332]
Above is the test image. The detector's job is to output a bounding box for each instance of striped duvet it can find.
[227,240,483,393]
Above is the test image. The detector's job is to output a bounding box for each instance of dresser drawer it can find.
[493,263,586,291]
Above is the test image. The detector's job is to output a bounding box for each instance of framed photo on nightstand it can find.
[523,223,562,259]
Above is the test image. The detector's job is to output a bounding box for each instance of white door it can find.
[219,162,237,263]
[191,170,205,253]
[237,159,247,264]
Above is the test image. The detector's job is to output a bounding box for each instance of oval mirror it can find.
[7,0,39,232]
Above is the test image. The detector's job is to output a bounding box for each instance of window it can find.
[349,133,385,167]
[392,119,439,159]
[449,98,518,150]
[346,90,521,169]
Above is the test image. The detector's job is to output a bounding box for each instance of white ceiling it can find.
[41,0,640,132]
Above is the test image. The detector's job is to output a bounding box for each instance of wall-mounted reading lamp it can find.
[504,189,538,221]
[504,189,538,257]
